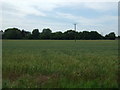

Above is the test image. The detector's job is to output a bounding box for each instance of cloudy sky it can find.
[0,0,119,35]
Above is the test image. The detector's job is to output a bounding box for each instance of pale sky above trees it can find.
[0,0,119,36]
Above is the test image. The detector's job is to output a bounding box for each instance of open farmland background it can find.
[2,40,118,88]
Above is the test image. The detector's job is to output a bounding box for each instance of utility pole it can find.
[74,23,77,42]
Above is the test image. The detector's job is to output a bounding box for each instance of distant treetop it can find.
[2,27,116,40]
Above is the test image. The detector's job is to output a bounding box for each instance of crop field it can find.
[2,40,118,88]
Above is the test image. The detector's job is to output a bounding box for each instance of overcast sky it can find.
[0,0,119,35]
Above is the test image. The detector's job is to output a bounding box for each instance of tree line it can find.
[1,28,118,40]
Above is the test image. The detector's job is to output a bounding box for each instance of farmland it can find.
[2,40,118,88]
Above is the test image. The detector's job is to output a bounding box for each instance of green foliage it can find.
[41,28,52,39]
[21,30,31,39]
[63,30,77,40]
[3,28,22,39]
[2,40,118,88]
[51,31,63,40]
[2,27,116,40]
[105,32,116,40]
[32,29,40,39]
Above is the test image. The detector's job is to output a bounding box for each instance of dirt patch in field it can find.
[3,72,60,84]
[3,72,22,82]
[35,73,60,84]
[35,74,50,84]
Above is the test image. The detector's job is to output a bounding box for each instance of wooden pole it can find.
[74,24,77,42]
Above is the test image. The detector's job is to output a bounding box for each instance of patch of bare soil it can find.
[35,73,60,84]
[3,72,22,82]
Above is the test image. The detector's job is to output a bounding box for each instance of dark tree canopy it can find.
[21,30,31,39]
[42,28,52,34]
[32,29,39,39]
[3,28,22,39]
[64,30,77,40]
[2,27,117,40]
[51,31,63,40]
[105,32,116,40]
[41,28,52,39]
[89,31,103,40]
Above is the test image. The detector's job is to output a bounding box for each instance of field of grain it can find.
[2,40,118,88]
